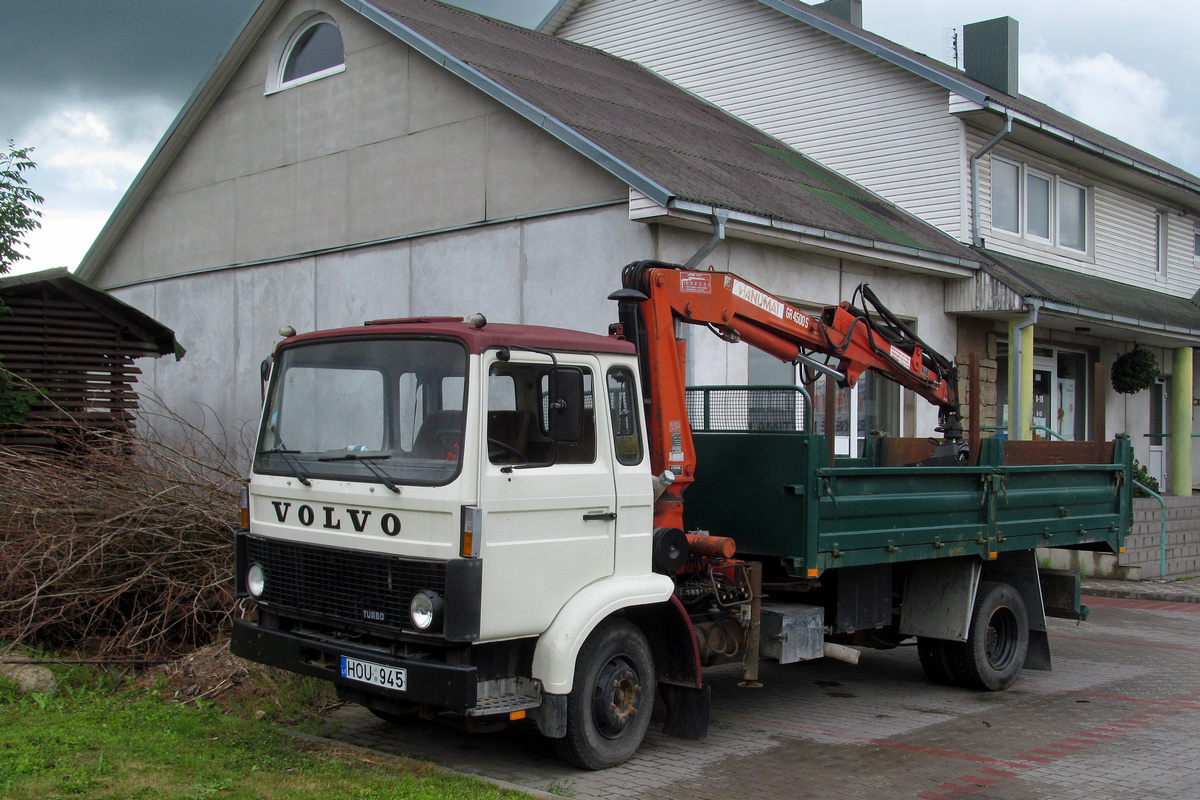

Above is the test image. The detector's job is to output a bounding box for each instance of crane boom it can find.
[612,260,961,530]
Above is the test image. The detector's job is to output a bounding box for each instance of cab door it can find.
[477,353,617,640]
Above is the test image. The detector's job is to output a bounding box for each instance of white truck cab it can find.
[233,316,675,768]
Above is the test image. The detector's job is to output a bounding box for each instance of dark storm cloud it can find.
[0,0,259,136]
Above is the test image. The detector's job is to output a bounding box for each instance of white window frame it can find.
[265,12,345,95]
[989,156,1091,256]
[1155,210,1169,283]
[1024,166,1054,244]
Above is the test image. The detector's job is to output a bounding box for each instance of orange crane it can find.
[611,260,962,531]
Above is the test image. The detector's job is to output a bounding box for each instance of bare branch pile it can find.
[0,403,248,658]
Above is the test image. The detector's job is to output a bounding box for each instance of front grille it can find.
[246,536,446,634]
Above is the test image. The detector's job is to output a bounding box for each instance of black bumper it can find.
[231,619,478,710]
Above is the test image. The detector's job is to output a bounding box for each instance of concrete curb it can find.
[1082,578,1200,604]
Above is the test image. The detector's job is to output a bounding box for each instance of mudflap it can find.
[1026,629,1052,671]
[659,683,711,740]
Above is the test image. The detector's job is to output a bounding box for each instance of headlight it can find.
[247,563,266,598]
[409,590,444,631]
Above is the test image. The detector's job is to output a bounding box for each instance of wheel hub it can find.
[592,656,642,739]
[984,606,1018,669]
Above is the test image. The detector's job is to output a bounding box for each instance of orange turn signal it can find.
[239,486,250,530]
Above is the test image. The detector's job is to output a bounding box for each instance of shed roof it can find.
[0,268,182,358]
[0,268,182,447]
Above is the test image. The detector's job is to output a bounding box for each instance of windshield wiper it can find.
[318,452,401,494]
[262,446,312,487]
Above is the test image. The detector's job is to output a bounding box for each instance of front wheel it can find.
[949,581,1029,691]
[554,618,655,770]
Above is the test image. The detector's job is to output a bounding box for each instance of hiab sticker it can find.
[679,273,712,294]
[732,279,784,318]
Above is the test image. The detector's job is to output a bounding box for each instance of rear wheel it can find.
[554,618,655,770]
[949,581,1029,691]
[916,637,958,686]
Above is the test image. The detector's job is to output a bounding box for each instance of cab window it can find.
[607,367,643,466]
[487,361,595,465]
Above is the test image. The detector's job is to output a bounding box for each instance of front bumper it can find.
[231,619,478,710]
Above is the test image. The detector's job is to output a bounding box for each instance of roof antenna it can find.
[943,27,960,69]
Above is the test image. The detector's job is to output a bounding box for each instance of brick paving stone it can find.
[320,597,1200,799]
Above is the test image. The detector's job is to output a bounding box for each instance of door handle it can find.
[583,511,617,522]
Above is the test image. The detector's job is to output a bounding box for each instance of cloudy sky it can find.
[3,0,1197,276]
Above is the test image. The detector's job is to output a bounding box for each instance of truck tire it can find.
[916,637,958,686]
[949,581,1028,691]
[554,618,655,770]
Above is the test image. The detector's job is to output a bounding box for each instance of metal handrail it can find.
[1133,480,1168,579]
[1028,425,1068,442]
[980,424,1070,441]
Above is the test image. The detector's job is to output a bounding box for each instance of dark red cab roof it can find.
[282,317,636,356]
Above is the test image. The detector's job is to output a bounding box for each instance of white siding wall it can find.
[974,130,1200,297]
[558,0,967,239]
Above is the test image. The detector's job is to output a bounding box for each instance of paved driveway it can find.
[325,596,1200,799]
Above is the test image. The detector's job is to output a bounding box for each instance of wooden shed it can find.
[0,268,182,448]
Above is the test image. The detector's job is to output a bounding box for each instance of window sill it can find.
[265,64,346,96]
[985,229,1094,264]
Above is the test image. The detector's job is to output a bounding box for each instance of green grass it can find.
[0,667,532,800]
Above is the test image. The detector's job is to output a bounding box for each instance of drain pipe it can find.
[683,209,729,270]
[1009,299,1041,440]
[971,114,1014,247]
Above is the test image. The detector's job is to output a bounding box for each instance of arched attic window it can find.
[266,12,345,94]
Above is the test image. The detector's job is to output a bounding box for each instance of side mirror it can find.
[547,367,585,445]
[260,355,273,402]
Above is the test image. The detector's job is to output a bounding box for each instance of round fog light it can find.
[409,590,443,631]
[247,563,266,598]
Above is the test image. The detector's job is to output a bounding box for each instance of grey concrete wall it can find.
[95,0,626,287]
[112,204,654,445]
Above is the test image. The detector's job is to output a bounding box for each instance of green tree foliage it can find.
[0,139,44,275]
[0,140,45,428]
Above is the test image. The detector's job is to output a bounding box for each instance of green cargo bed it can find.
[683,387,1132,577]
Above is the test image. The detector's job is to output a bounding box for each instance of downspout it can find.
[970,114,1014,247]
[1009,299,1041,440]
[682,210,729,271]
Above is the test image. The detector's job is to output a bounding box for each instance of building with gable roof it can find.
[78,0,985,447]
[549,0,1200,494]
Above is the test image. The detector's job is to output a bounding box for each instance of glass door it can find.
[1149,378,1167,486]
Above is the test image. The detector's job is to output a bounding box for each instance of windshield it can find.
[254,337,468,486]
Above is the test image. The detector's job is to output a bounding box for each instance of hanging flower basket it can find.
[1111,346,1158,394]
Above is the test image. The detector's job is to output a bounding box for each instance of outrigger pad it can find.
[659,683,710,740]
